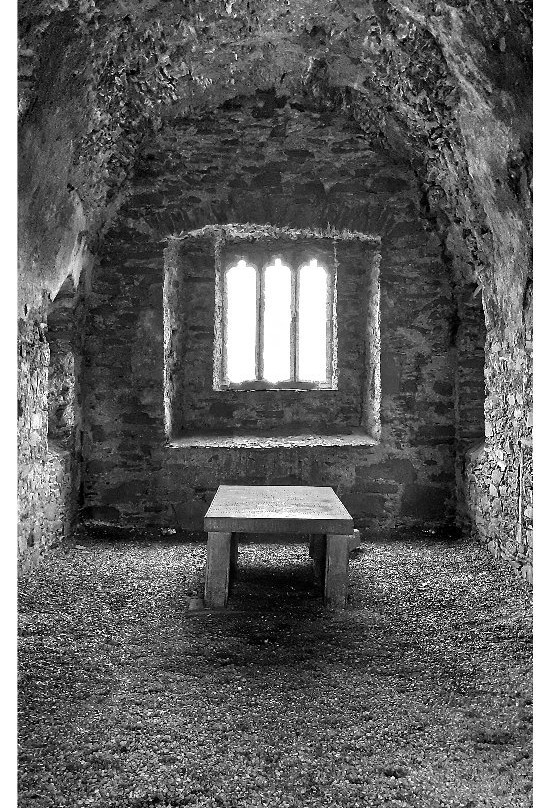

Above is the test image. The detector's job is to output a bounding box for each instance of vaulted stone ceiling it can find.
[18,0,532,335]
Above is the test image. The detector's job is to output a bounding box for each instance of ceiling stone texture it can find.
[18,0,532,336]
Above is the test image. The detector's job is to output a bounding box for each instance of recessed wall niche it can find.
[83,100,459,534]
[163,225,381,440]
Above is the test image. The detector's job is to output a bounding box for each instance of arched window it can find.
[220,255,336,389]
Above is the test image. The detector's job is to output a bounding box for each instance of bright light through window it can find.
[298,259,328,383]
[263,259,292,383]
[222,255,335,388]
[225,260,256,384]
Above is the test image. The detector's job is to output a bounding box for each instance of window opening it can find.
[220,255,336,390]
[263,258,292,383]
[224,259,256,384]
[298,259,329,384]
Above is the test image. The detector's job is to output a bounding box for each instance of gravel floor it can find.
[18,530,532,808]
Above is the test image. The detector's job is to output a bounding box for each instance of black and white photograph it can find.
[15,1,534,806]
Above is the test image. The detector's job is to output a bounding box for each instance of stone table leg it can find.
[229,533,239,593]
[205,531,232,608]
[309,534,326,587]
[324,534,350,609]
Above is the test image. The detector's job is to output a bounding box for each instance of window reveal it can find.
[220,256,336,389]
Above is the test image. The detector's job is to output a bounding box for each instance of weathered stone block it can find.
[103,480,148,504]
[356,459,416,484]
[371,176,409,193]
[209,402,236,418]
[380,350,400,394]
[354,481,399,494]
[415,425,455,445]
[341,493,386,517]
[400,484,448,519]
[80,505,121,522]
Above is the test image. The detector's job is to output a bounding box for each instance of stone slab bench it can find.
[203,485,355,609]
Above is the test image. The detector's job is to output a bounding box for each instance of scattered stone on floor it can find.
[18,531,532,808]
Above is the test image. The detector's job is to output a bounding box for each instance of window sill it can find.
[168,430,377,449]
[215,383,336,391]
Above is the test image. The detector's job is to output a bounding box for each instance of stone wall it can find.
[465,319,533,583]
[17,1,531,578]
[18,312,80,573]
[454,285,487,527]
[82,97,460,535]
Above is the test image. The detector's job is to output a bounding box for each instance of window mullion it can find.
[256,266,264,381]
[291,266,298,382]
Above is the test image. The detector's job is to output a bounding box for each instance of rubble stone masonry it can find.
[18,315,79,572]
[82,98,469,536]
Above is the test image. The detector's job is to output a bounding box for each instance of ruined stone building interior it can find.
[18,0,532,578]
[16,1,535,805]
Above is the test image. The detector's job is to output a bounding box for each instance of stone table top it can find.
[204,485,353,535]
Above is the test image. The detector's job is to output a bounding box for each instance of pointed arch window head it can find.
[217,254,337,390]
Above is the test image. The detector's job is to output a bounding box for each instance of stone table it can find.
[203,485,354,609]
